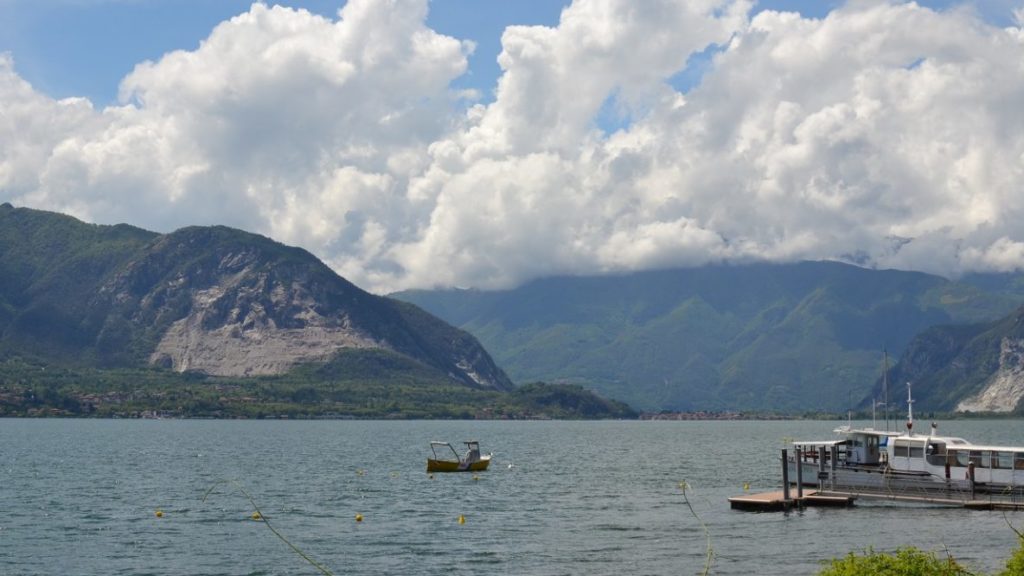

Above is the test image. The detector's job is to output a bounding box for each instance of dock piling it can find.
[969,463,976,499]
[795,447,804,499]
[781,449,790,502]
[818,446,827,491]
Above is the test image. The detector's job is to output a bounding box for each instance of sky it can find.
[1,0,1023,293]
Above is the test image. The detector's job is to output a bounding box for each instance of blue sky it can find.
[2,0,1024,292]
[0,0,1015,108]
[0,1,566,106]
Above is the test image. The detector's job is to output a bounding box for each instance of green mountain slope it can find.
[0,204,520,405]
[395,263,1024,412]
[0,203,157,361]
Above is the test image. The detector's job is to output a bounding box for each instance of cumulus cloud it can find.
[2,0,1024,292]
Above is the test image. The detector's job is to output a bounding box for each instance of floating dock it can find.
[729,488,1024,512]
[728,489,855,512]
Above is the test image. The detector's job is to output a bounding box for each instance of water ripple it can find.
[4,419,1024,575]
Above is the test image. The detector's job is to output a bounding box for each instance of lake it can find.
[3,418,1023,575]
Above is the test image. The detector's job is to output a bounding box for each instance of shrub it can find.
[818,547,970,576]
[1000,537,1024,576]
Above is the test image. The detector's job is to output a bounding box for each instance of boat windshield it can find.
[430,441,460,461]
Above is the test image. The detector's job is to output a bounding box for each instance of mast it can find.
[883,350,890,432]
[905,382,914,435]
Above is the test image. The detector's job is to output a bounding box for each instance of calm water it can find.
[3,418,1024,575]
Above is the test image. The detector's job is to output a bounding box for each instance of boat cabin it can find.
[845,430,890,465]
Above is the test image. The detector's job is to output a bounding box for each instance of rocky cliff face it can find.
[146,263,382,377]
[956,338,1024,412]
[107,227,512,390]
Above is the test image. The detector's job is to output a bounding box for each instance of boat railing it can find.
[819,468,1024,506]
[429,441,461,462]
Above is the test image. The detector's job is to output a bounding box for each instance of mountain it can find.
[8,202,1023,416]
[394,263,1024,412]
[0,203,512,397]
[870,305,1024,413]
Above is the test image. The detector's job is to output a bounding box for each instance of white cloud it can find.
[3,0,1024,292]
[962,237,1024,272]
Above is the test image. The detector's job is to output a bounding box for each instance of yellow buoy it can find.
[155,509,163,518]
[457,514,465,525]
[355,513,363,522]
[251,511,262,521]
[472,475,480,481]
[743,482,750,492]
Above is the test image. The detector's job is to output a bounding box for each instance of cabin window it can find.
[953,450,969,467]
[895,441,923,458]
[1015,454,1024,471]
[969,451,987,468]
[993,452,1013,470]
[926,442,946,466]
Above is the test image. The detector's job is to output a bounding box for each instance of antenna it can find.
[906,382,914,435]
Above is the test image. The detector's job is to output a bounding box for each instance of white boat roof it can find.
[834,426,904,437]
[937,441,1024,453]
[859,431,1024,452]
[793,427,1024,453]
[790,439,845,447]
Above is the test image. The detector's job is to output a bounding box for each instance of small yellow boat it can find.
[427,441,491,473]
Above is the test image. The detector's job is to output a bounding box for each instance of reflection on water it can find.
[2,418,1023,575]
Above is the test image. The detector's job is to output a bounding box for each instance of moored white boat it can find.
[788,385,1024,493]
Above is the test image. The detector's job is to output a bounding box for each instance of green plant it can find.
[818,547,971,576]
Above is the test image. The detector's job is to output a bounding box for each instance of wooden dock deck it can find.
[730,487,1024,512]
[728,490,856,512]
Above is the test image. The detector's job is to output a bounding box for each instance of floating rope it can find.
[202,479,334,576]
[679,480,713,576]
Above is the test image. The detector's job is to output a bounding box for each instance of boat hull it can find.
[427,457,491,473]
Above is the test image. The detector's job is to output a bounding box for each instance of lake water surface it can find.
[3,418,1024,575]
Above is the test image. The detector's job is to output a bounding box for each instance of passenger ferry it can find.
[788,385,1024,491]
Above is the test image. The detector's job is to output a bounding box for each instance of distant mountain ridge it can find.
[0,203,512,391]
[7,203,1024,416]
[395,263,1024,412]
